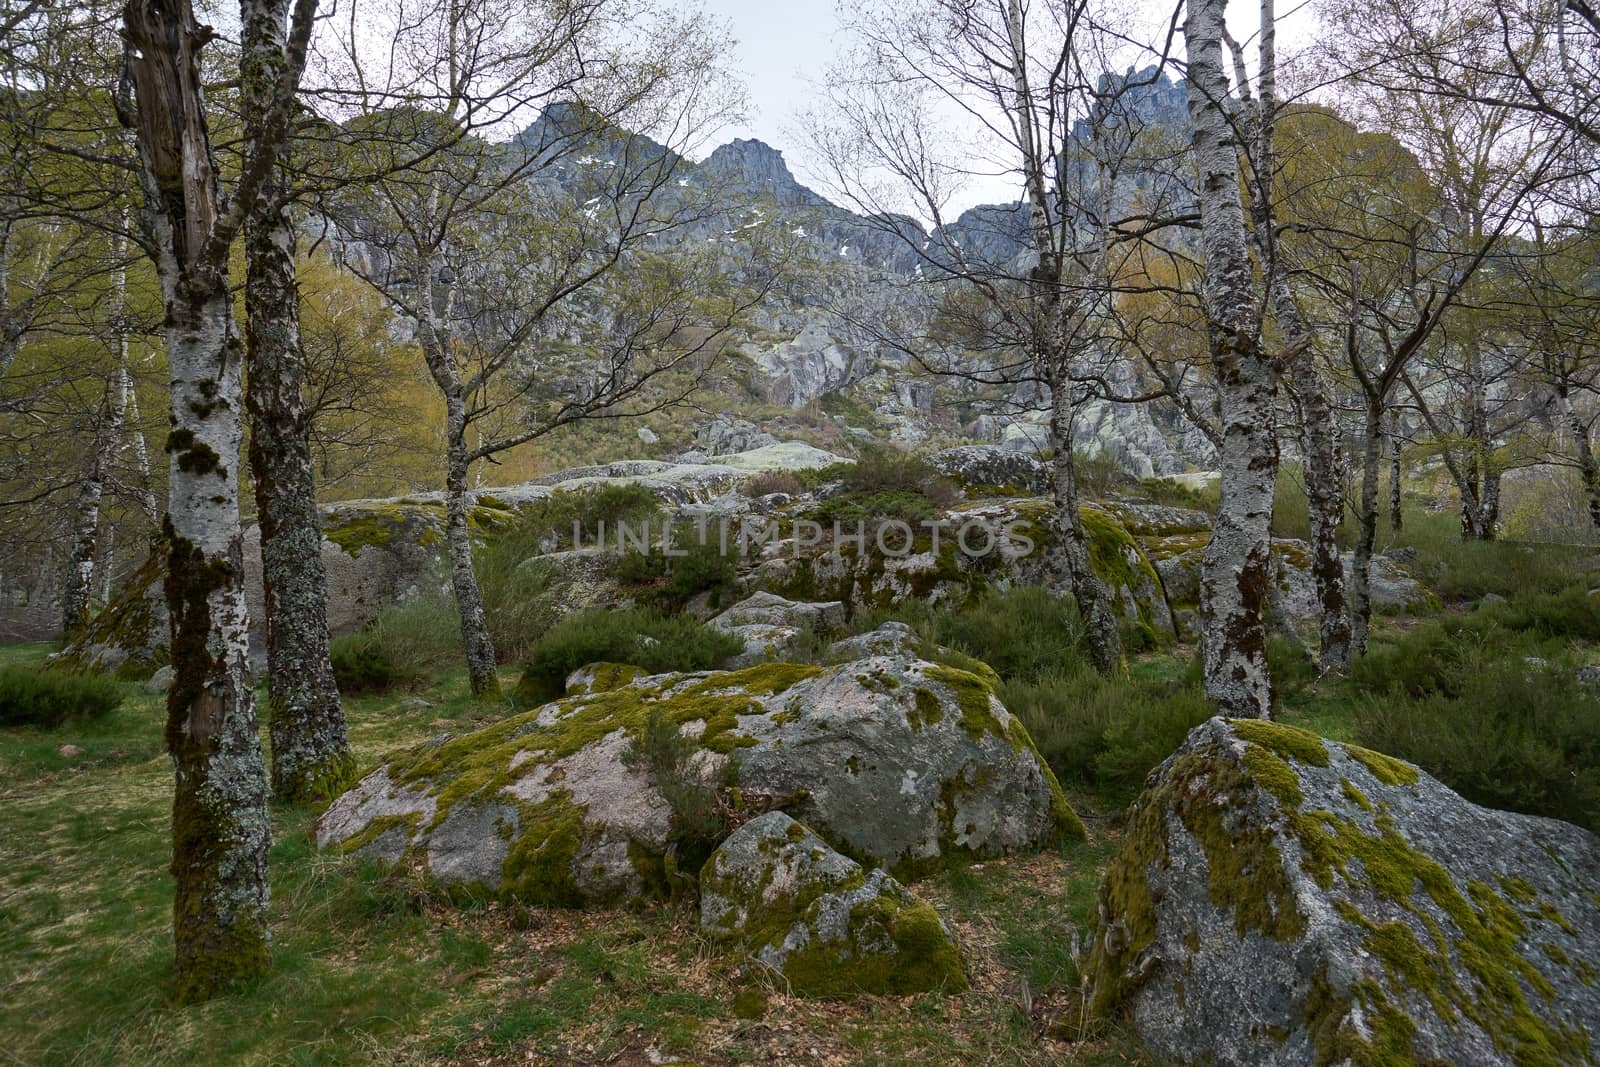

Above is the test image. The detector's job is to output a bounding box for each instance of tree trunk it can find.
[1046,382,1124,676]
[1388,414,1404,530]
[1557,384,1600,535]
[62,242,135,636]
[444,405,500,698]
[242,0,352,804]
[161,279,273,1005]
[1275,283,1349,673]
[1350,398,1383,657]
[122,0,272,1002]
[1186,0,1278,717]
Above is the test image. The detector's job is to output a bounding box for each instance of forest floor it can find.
[0,641,1166,1066]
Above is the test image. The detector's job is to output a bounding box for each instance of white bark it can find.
[1187,0,1278,717]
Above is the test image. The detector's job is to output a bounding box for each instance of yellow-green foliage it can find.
[1229,719,1331,768]
[1342,743,1420,787]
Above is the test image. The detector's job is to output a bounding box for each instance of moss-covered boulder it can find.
[48,550,169,679]
[708,591,846,667]
[314,653,1081,905]
[739,497,1174,637]
[701,812,968,996]
[1087,717,1600,1067]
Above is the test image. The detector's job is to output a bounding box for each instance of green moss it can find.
[1242,745,1305,809]
[1541,942,1571,967]
[1290,810,1588,1065]
[771,891,969,997]
[566,662,647,695]
[923,664,1005,742]
[1342,743,1420,787]
[499,797,587,906]
[1087,749,1306,1016]
[916,642,1003,688]
[1229,719,1331,767]
[1340,778,1374,813]
[909,688,944,730]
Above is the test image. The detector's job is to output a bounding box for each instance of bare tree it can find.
[323,0,756,696]
[116,0,317,1002]
[804,0,1200,676]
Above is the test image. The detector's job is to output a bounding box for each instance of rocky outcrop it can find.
[690,416,778,457]
[700,812,967,996]
[751,321,863,409]
[314,653,1081,905]
[709,591,846,668]
[929,445,1051,494]
[741,498,1175,638]
[1087,717,1600,1067]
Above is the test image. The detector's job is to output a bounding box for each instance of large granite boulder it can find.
[709,591,846,668]
[929,445,1051,494]
[314,653,1081,905]
[691,416,778,457]
[740,498,1174,638]
[701,812,967,996]
[1087,717,1600,1066]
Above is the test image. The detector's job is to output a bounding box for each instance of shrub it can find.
[1267,633,1317,701]
[330,631,420,694]
[858,585,1087,685]
[1136,475,1219,513]
[1355,656,1600,831]
[513,607,744,706]
[0,667,124,728]
[623,710,729,872]
[1389,510,1590,601]
[741,470,804,498]
[998,666,1211,796]
[1074,449,1131,498]
[613,526,738,612]
[811,490,939,528]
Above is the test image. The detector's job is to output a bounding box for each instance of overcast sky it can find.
[695,0,1323,215]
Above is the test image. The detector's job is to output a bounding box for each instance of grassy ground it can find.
[0,644,1147,1067]
[7,497,1591,1065]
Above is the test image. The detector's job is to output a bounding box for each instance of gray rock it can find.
[751,321,862,408]
[829,621,918,660]
[636,425,659,445]
[700,812,968,996]
[1087,717,1600,1067]
[1381,545,1420,564]
[143,665,175,694]
[314,653,1081,905]
[1000,421,1051,453]
[929,445,1051,494]
[693,416,777,457]
[708,591,845,668]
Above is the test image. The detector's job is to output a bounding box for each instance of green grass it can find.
[0,651,1142,1066]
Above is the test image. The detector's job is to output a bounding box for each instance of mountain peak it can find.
[701,139,818,205]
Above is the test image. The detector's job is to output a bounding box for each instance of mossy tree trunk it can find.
[241,0,353,804]
[413,263,500,699]
[1350,400,1383,656]
[1556,378,1600,535]
[1046,380,1123,676]
[1186,0,1278,717]
[1388,414,1404,531]
[119,0,317,1002]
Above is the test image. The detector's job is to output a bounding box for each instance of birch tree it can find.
[116,0,317,1002]
[326,0,753,697]
[1184,0,1279,716]
[804,0,1196,676]
[241,0,352,804]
